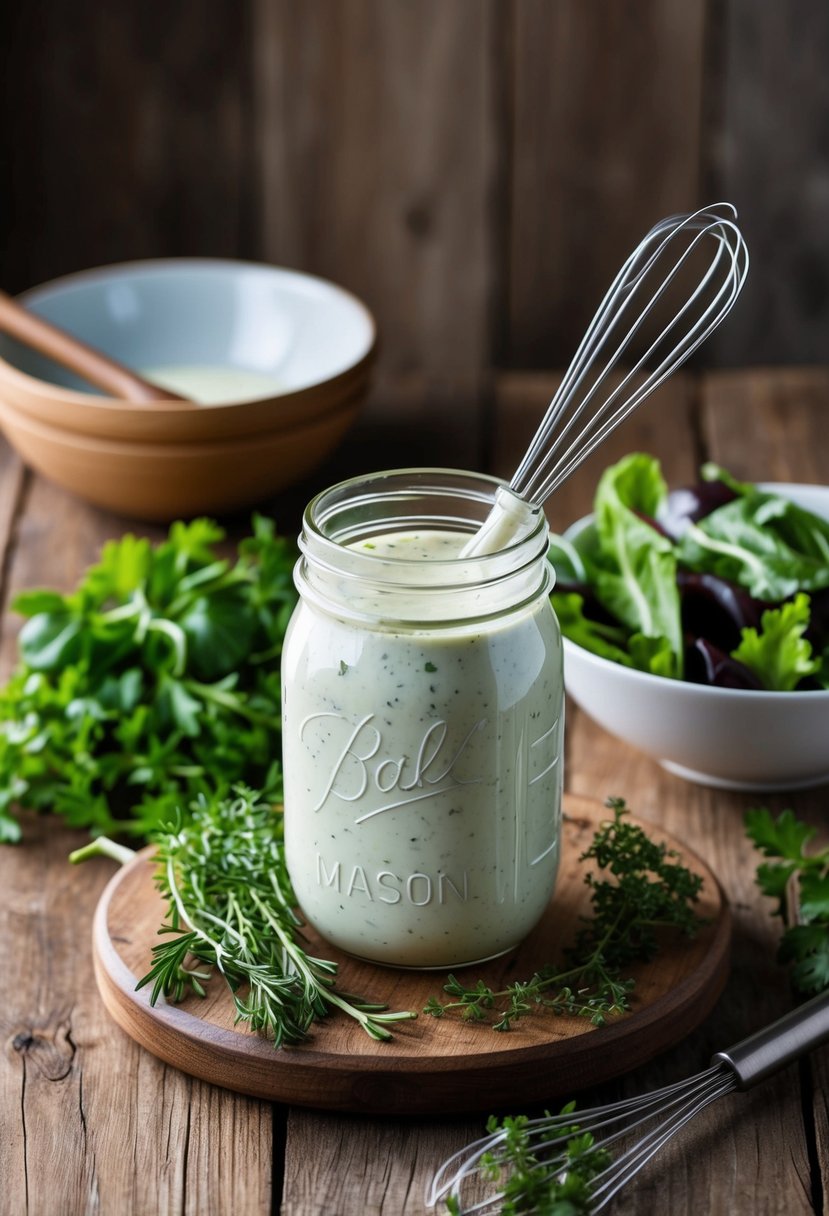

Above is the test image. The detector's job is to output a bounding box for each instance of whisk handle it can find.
[713,989,829,1089]
[459,486,539,558]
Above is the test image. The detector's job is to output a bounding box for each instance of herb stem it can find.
[69,836,137,867]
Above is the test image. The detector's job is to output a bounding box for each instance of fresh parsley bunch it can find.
[746,806,829,993]
[0,515,297,842]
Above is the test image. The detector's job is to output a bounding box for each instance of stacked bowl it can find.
[0,260,376,520]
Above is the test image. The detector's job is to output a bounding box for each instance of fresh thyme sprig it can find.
[425,798,705,1031]
[443,1104,611,1216]
[75,787,416,1045]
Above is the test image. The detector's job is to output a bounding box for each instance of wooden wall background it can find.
[1,0,828,389]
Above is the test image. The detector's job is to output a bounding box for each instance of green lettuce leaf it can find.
[627,633,678,678]
[553,593,678,678]
[678,492,829,600]
[548,535,588,585]
[552,593,633,667]
[592,454,683,678]
[730,593,820,690]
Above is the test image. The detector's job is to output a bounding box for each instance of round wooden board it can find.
[92,793,730,1115]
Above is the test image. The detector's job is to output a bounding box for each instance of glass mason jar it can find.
[281,469,564,968]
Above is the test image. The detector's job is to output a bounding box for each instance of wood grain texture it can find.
[92,796,729,1115]
[252,0,498,382]
[0,810,272,1216]
[1,369,827,1216]
[281,1109,490,1216]
[555,374,828,1214]
[700,367,829,485]
[0,465,271,1216]
[3,3,829,372]
[0,442,27,617]
[490,370,699,529]
[506,0,706,367]
[704,1,829,366]
[0,0,253,293]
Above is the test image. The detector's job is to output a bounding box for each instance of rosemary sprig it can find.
[425,798,704,1031]
[76,787,416,1045]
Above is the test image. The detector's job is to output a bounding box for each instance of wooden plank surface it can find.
[0,368,827,1215]
[252,0,498,383]
[3,3,829,370]
[0,478,271,1216]
[505,0,706,367]
[0,0,253,292]
[703,2,829,366]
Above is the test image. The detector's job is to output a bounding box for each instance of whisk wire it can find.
[427,1064,738,1215]
[507,215,691,491]
[430,994,829,1214]
[507,204,748,512]
[526,225,745,503]
[589,1069,737,1211]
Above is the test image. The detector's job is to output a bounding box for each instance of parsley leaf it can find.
[747,806,829,995]
[0,514,298,839]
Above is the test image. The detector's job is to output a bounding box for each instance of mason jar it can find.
[281,468,564,968]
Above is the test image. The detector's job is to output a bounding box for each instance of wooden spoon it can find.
[0,288,194,405]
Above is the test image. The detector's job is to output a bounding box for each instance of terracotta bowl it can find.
[0,389,363,521]
[0,259,375,517]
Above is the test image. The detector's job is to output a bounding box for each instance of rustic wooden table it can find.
[1,367,827,1215]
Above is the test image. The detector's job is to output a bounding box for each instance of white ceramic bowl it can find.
[560,483,829,791]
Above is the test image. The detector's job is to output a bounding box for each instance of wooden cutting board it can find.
[92,793,730,1115]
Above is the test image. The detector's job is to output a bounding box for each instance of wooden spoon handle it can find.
[0,289,192,404]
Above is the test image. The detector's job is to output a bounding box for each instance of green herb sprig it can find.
[425,798,704,1030]
[0,515,297,842]
[746,806,829,994]
[75,787,417,1044]
[442,1104,611,1216]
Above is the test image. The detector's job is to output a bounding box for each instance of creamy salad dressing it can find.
[141,364,284,405]
[282,524,564,968]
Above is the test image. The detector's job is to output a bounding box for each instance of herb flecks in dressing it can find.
[282,528,564,968]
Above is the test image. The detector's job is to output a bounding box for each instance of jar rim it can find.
[301,467,550,577]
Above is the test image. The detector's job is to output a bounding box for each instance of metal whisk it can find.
[427,990,829,1214]
[462,203,749,557]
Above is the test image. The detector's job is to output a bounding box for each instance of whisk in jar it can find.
[462,203,749,558]
[427,989,829,1213]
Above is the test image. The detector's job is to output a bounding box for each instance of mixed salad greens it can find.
[550,454,829,691]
